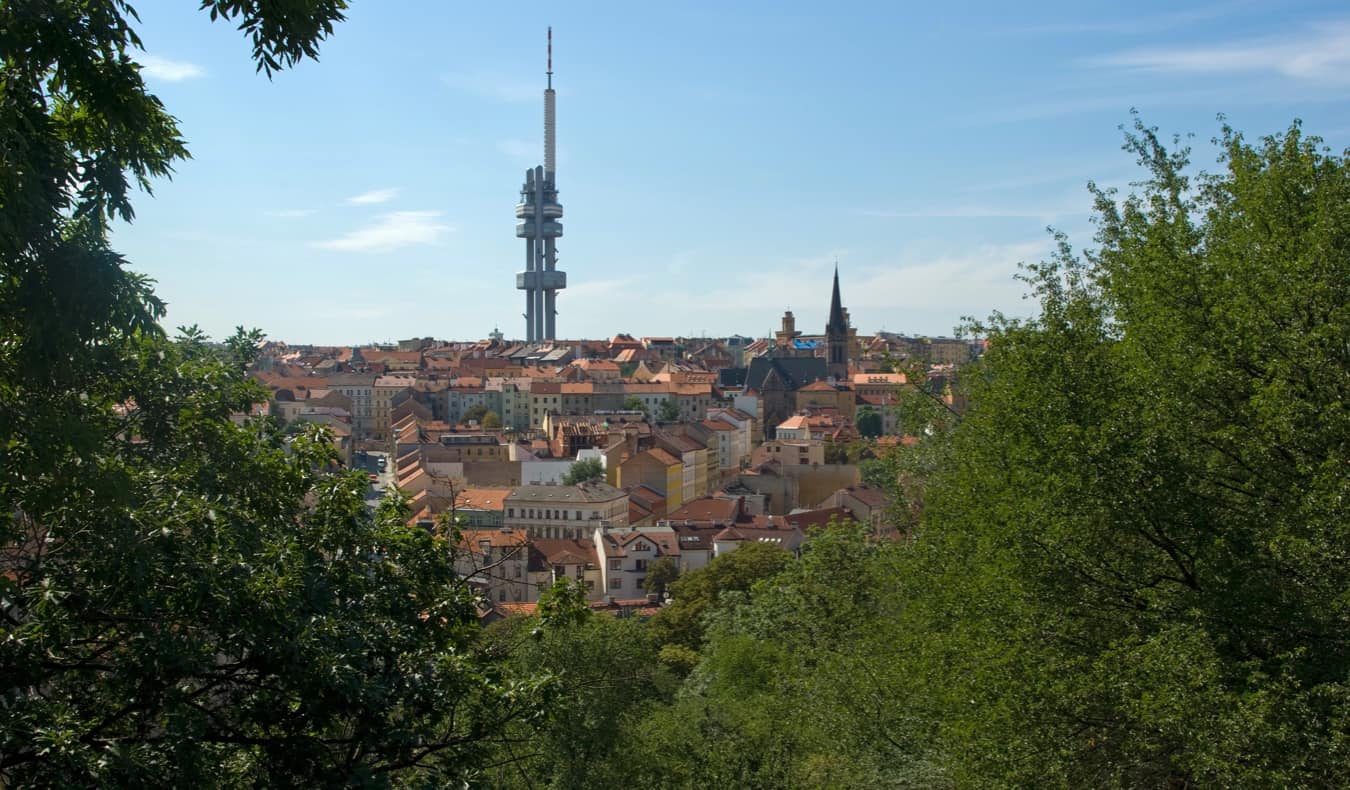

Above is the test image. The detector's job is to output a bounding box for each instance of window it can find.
[608,558,622,571]
[497,590,506,602]
[609,577,623,590]
[635,559,648,571]
[507,508,514,518]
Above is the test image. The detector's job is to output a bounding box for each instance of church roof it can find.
[744,356,828,392]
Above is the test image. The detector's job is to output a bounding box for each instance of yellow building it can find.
[617,448,684,511]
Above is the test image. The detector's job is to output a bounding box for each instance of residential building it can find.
[594,525,679,598]
[328,373,377,439]
[503,481,629,539]
[616,448,684,511]
[752,438,825,467]
[372,375,416,441]
[454,528,537,604]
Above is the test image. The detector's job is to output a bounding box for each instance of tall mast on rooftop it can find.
[516,27,566,342]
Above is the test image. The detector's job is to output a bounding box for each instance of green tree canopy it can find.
[643,555,680,596]
[0,3,536,784]
[658,397,681,422]
[562,457,604,485]
[855,407,883,438]
[648,542,793,650]
[904,118,1350,785]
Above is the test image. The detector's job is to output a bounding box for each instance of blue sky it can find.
[112,1,1350,345]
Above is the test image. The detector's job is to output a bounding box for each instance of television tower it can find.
[515,27,565,342]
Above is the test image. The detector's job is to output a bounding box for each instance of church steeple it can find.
[825,262,850,380]
[827,263,847,335]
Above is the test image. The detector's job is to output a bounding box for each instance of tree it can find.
[658,397,681,422]
[536,577,592,629]
[621,526,932,788]
[481,410,502,429]
[643,556,680,596]
[622,395,649,417]
[902,119,1350,785]
[562,457,604,486]
[648,542,793,650]
[463,403,490,424]
[0,4,537,784]
[476,604,666,789]
[855,407,883,438]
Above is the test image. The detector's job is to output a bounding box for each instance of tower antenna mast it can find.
[515,27,565,342]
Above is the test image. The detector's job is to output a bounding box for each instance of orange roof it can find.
[453,488,514,512]
[646,448,681,467]
[576,359,619,370]
[458,528,530,550]
[666,496,739,523]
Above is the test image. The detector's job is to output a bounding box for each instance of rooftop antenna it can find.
[547,26,553,89]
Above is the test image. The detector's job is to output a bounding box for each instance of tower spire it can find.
[543,27,556,177]
[515,27,565,342]
[827,260,847,334]
[825,261,849,379]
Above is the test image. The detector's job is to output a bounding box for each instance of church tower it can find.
[825,264,850,380]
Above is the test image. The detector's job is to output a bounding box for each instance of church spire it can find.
[825,261,850,380]
[827,262,847,334]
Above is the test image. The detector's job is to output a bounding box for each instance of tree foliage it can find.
[551,117,1350,788]
[643,556,679,596]
[855,406,883,438]
[904,118,1350,784]
[561,457,604,486]
[0,3,536,784]
[477,610,667,790]
[647,542,793,650]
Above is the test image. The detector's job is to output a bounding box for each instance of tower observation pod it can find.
[516,27,565,342]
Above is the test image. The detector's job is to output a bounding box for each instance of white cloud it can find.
[313,211,450,253]
[549,242,1047,339]
[139,55,204,82]
[345,188,398,205]
[1006,4,1245,37]
[1092,23,1350,82]
[848,242,1049,311]
[963,88,1230,126]
[267,208,316,218]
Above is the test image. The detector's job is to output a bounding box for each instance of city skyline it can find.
[109,1,1350,344]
